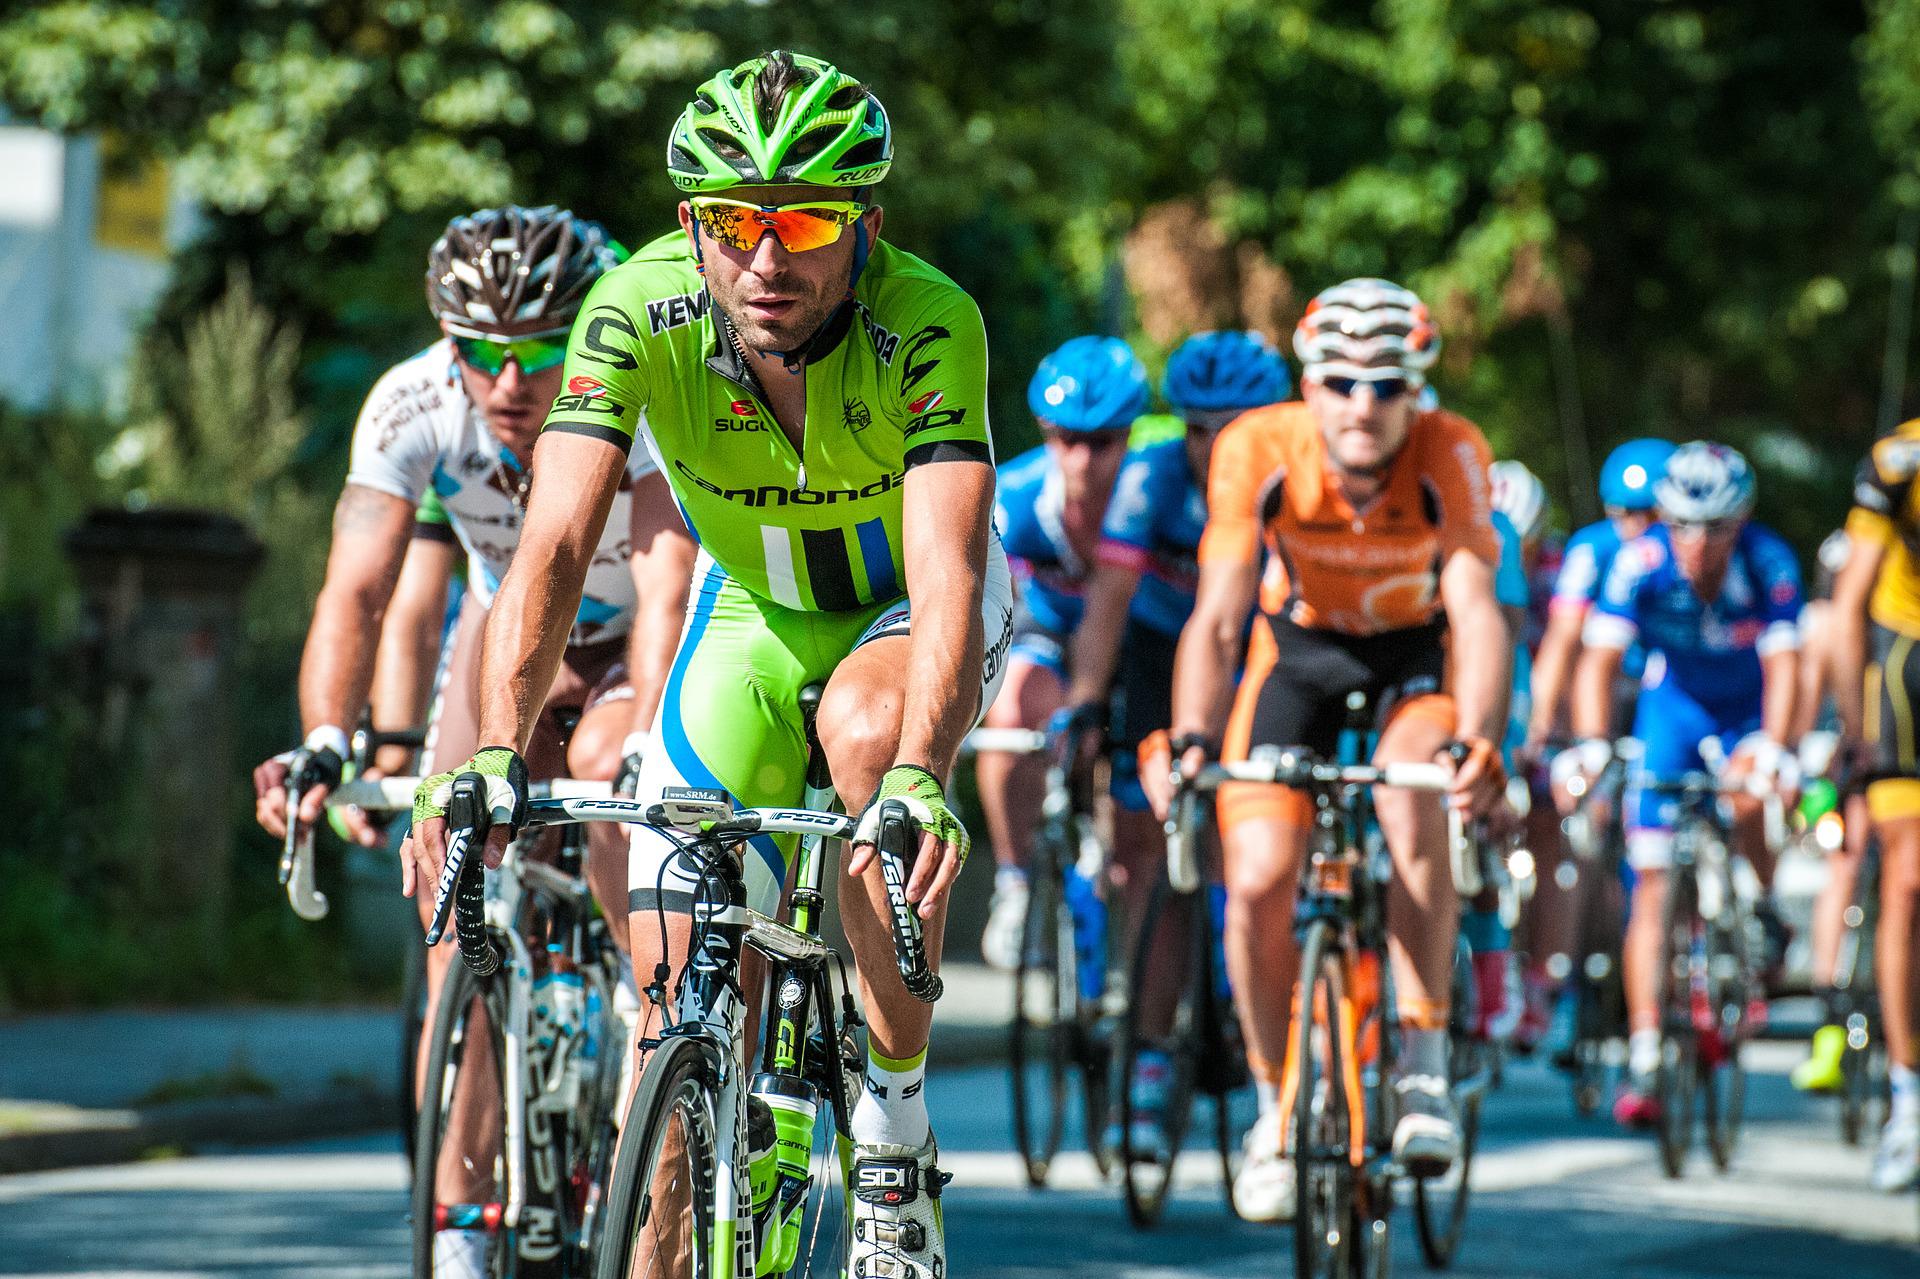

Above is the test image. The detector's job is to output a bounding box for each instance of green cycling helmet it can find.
[667,51,892,195]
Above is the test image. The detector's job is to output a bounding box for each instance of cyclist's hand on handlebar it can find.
[850,765,970,918]
[331,763,389,848]
[403,747,528,899]
[253,727,347,838]
[1442,735,1506,818]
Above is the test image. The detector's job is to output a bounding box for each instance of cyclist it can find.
[1790,530,1871,1097]
[1064,330,1292,1156]
[1154,278,1512,1221]
[1835,425,1920,1191]
[976,336,1149,971]
[1525,438,1672,1057]
[252,205,695,1277]
[408,52,1013,1279]
[1568,442,1802,1129]
[1525,438,1676,762]
[1476,459,1548,1044]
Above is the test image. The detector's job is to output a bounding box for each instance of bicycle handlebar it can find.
[431,789,940,1000]
[427,774,502,977]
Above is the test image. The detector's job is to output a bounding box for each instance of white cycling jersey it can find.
[346,339,657,646]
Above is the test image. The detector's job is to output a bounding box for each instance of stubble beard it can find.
[710,269,841,355]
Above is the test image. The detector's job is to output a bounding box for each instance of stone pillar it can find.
[65,508,264,928]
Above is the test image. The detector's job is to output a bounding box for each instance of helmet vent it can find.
[698,127,750,163]
[839,136,886,170]
[825,83,866,112]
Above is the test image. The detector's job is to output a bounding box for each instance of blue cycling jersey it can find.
[1555,517,1653,679]
[1585,521,1803,712]
[1098,438,1208,637]
[995,445,1091,635]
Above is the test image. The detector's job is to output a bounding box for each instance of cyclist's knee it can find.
[567,700,630,782]
[1223,820,1302,910]
[984,656,1063,729]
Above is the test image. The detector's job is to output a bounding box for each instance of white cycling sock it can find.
[1255,1079,1279,1114]
[1629,1028,1663,1079]
[995,864,1029,893]
[433,1228,488,1279]
[851,1043,931,1149]
[1892,1063,1919,1119]
[1399,1027,1448,1080]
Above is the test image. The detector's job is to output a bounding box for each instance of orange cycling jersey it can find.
[1198,402,1500,635]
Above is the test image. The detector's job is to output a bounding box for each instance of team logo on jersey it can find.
[579,306,640,370]
[645,290,710,336]
[857,303,900,363]
[907,389,944,416]
[905,406,967,437]
[899,324,949,394]
[844,397,872,432]
[730,400,758,417]
[568,376,607,398]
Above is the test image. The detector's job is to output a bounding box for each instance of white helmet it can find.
[1293,278,1441,383]
[1654,441,1756,523]
[1490,460,1548,543]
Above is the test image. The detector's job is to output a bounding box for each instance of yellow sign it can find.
[94,135,171,258]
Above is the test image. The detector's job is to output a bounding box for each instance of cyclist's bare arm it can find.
[1526,605,1585,749]
[1831,533,1885,743]
[1156,557,1259,815]
[1571,640,1624,742]
[1439,548,1510,750]
[1064,561,1144,709]
[398,431,625,884]
[1759,647,1800,750]
[256,483,414,837]
[890,460,992,781]
[625,470,698,734]
[475,431,627,757]
[369,533,456,773]
[1789,599,1831,742]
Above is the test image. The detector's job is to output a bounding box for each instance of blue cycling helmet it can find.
[1655,441,1756,523]
[1598,438,1675,511]
[1028,336,1150,431]
[1162,330,1292,413]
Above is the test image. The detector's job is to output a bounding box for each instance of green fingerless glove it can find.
[856,764,971,865]
[412,746,530,833]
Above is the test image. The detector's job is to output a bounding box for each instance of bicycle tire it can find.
[1655,870,1700,1180]
[1120,876,1200,1227]
[1197,895,1248,1215]
[593,1034,722,1279]
[1294,920,1355,1279]
[411,959,510,1279]
[400,932,428,1168]
[1010,859,1071,1187]
[1413,939,1479,1268]
[1704,916,1750,1171]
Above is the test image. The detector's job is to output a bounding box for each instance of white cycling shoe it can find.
[1231,1108,1295,1223]
[1392,1074,1461,1176]
[432,1228,488,1279]
[850,1134,950,1279]
[980,874,1029,972]
[1872,1111,1920,1193]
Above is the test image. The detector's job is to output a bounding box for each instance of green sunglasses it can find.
[453,334,569,375]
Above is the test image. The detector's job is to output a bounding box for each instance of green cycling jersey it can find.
[543,230,994,612]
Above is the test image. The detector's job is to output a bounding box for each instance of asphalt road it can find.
[1,1044,1914,1278]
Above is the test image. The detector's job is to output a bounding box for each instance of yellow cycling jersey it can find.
[1848,418,1920,634]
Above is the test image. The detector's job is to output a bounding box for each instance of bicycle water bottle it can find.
[748,1073,819,1274]
[581,981,603,1065]
[1063,864,1108,1005]
[1208,884,1233,1004]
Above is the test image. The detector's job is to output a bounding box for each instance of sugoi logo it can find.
[907,389,944,415]
[731,400,758,416]
[568,375,606,398]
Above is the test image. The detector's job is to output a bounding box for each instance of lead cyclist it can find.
[408,50,1012,1279]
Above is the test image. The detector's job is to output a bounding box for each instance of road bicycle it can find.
[1823,800,1888,1147]
[1557,739,1636,1118]
[1641,772,1770,1179]
[967,723,1124,1188]
[284,770,626,1278]
[1176,743,1470,1279]
[1121,781,1250,1227]
[432,684,940,1279]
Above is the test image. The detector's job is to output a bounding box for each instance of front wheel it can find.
[1119,876,1200,1227]
[411,959,510,1279]
[1294,921,1355,1279]
[1655,873,1700,1180]
[1010,860,1072,1187]
[1412,939,1480,1268]
[593,1034,721,1279]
